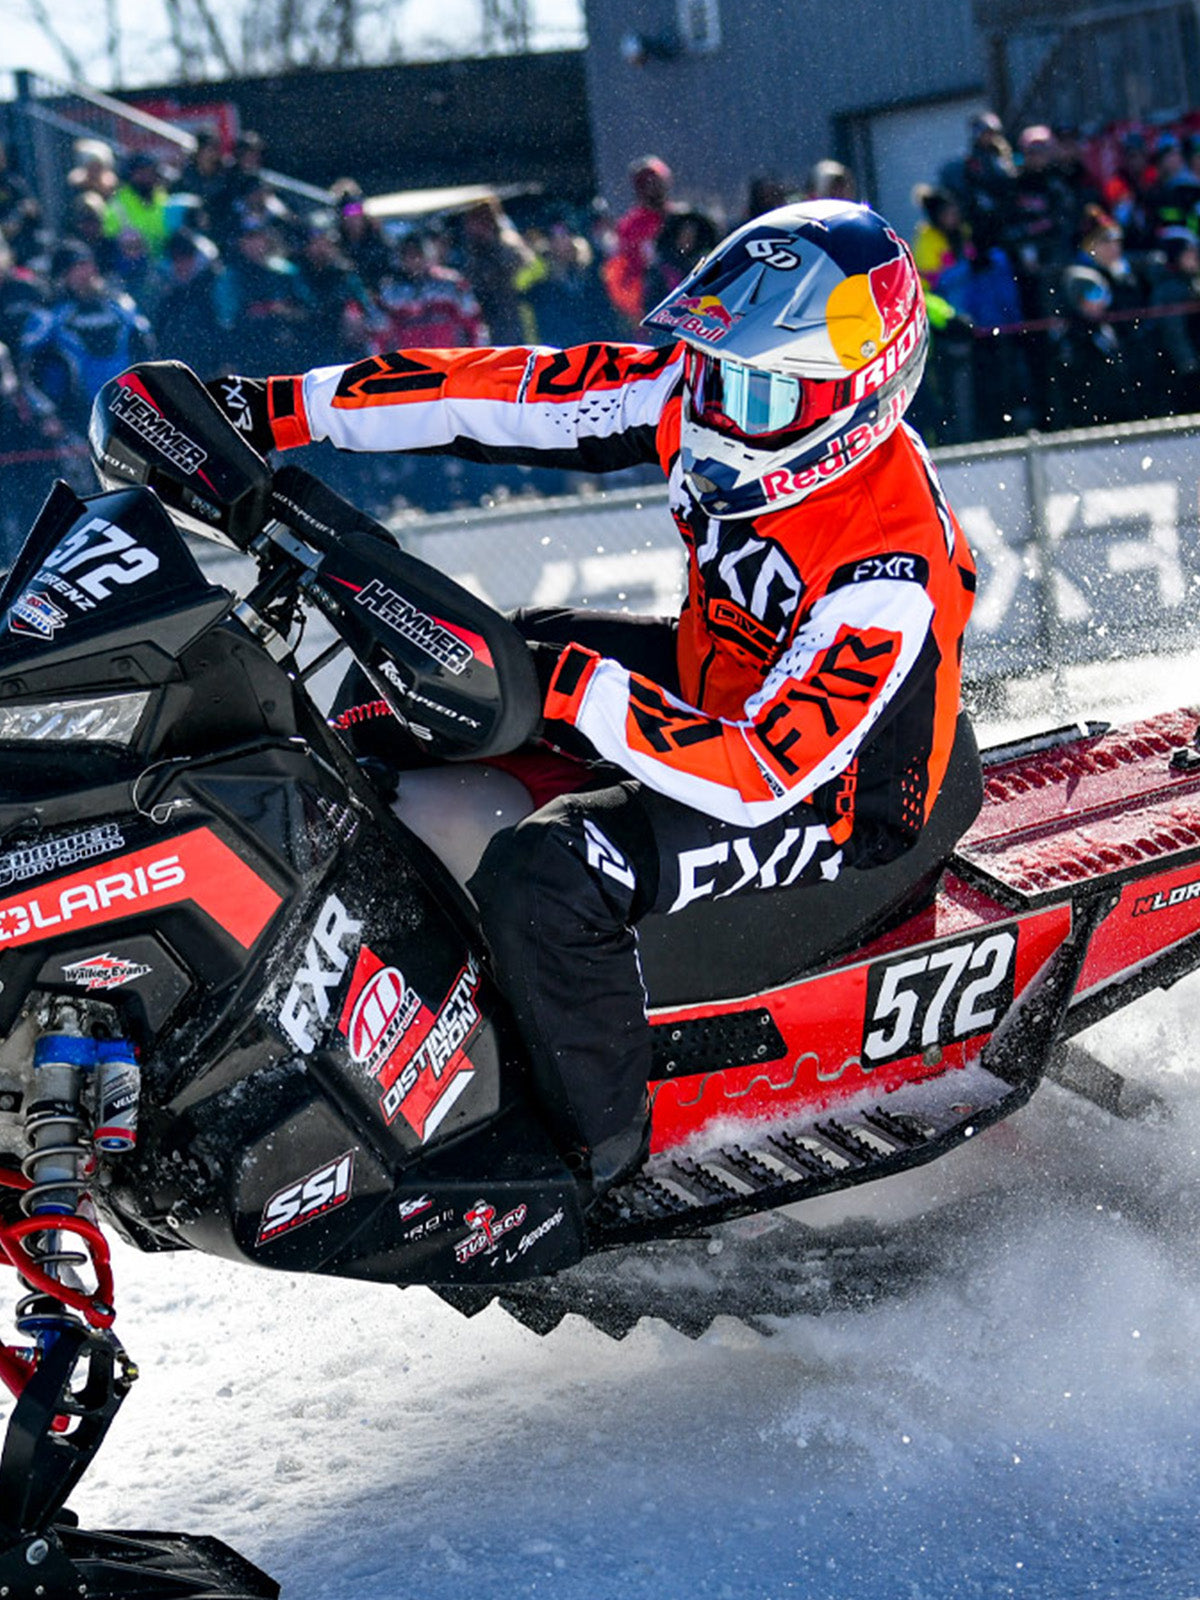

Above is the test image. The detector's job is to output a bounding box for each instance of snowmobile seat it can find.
[637,712,984,1008]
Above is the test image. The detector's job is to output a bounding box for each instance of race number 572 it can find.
[861,929,1017,1067]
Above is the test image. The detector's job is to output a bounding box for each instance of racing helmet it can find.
[643,199,928,518]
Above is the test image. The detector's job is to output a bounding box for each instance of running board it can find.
[587,1054,1031,1247]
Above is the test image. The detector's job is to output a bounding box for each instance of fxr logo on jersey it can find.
[256,1151,354,1246]
[337,950,482,1141]
[692,523,804,660]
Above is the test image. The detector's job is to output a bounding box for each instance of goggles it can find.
[684,348,853,440]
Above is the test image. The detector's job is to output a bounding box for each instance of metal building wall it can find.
[582,0,985,218]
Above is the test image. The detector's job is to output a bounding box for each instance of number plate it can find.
[861,928,1018,1068]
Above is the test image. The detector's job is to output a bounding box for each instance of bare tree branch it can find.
[21,0,85,82]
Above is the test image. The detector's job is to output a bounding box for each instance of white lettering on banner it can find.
[953,505,1023,635]
[528,550,684,615]
[1048,483,1183,609]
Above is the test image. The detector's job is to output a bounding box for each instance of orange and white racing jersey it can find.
[264,344,976,858]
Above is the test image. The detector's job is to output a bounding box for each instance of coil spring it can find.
[16,1102,93,1335]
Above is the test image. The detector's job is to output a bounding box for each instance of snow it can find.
[17,654,1200,1598]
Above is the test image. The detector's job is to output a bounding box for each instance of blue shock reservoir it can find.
[94,1038,140,1153]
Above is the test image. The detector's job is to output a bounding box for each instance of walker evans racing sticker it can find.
[60,952,153,991]
[256,1151,354,1246]
[0,828,281,952]
[338,947,482,1140]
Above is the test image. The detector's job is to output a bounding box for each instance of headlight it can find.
[0,691,151,745]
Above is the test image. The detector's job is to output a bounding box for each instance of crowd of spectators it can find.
[1,110,1200,543]
[913,112,1200,442]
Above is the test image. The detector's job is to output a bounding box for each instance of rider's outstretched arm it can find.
[213,343,685,473]
[544,561,938,832]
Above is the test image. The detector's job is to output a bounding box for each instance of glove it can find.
[526,640,566,706]
[204,373,276,455]
[526,640,603,761]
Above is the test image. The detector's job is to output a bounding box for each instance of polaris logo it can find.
[0,854,185,944]
[110,385,208,474]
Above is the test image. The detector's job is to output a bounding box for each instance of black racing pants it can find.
[468,607,844,1160]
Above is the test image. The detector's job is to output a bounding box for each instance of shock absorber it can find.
[16,1003,99,1341]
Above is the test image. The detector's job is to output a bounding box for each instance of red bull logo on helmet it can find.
[826,233,920,371]
[868,252,916,342]
[653,293,741,342]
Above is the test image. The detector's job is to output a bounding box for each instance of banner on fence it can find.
[398,417,1200,686]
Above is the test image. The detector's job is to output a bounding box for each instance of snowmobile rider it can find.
[206,200,977,1203]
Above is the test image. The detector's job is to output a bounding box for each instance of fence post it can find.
[9,72,38,208]
[1024,428,1066,695]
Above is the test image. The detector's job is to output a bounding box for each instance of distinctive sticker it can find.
[0,824,125,888]
[61,952,152,991]
[344,959,420,1068]
[256,1151,354,1245]
[338,951,481,1140]
[279,894,363,1054]
[454,1198,528,1265]
[861,929,1017,1068]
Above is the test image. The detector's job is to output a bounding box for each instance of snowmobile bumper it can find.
[0,1325,278,1599]
[0,1521,279,1600]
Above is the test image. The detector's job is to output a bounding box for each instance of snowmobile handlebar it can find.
[88,361,541,762]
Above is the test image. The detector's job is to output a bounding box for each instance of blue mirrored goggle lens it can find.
[721,362,802,434]
[689,353,804,436]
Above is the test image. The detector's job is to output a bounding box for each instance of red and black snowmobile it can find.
[2,363,1199,1597]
